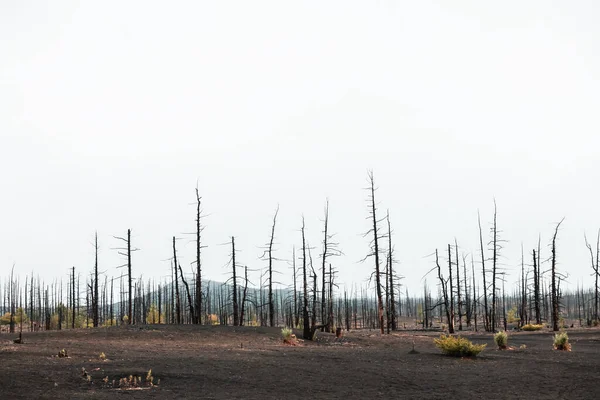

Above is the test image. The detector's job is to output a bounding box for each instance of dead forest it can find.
[2,173,599,339]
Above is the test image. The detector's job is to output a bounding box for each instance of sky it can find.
[1,1,599,296]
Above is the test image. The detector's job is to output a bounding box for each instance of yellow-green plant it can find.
[494,331,508,349]
[434,335,486,357]
[281,327,293,342]
[522,323,544,331]
[553,332,571,351]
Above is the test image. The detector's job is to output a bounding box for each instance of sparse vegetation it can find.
[494,331,508,349]
[522,324,544,331]
[58,349,69,358]
[553,332,572,351]
[99,352,106,361]
[434,335,486,357]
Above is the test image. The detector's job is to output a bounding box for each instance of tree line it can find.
[1,173,599,338]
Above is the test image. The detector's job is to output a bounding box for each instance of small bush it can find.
[281,327,296,345]
[522,324,544,331]
[99,352,106,361]
[494,331,508,349]
[553,332,571,351]
[434,335,486,357]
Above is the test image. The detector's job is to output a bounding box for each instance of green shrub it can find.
[553,332,571,351]
[434,335,486,357]
[281,327,293,340]
[522,324,544,331]
[281,327,296,344]
[494,331,508,349]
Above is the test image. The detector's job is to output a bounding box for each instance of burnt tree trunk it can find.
[436,249,453,333]
[447,244,455,333]
[194,187,203,325]
[367,171,385,334]
[173,237,182,324]
[455,239,462,331]
[551,218,564,331]
[240,266,248,326]
[478,211,489,331]
[301,218,311,340]
[266,206,278,327]
[93,232,99,328]
[231,236,239,326]
[387,211,397,331]
[178,263,194,324]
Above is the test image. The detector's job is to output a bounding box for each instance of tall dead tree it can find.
[321,200,330,330]
[471,255,478,331]
[71,266,76,329]
[240,266,249,326]
[178,263,194,324]
[366,171,385,334]
[292,246,299,327]
[320,199,341,332]
[477,210,489,331]
[261,206,279,327]
[92,232,99,327]
[489,201,502,332]
[532,248,541,324]
[585,229,600,322]
[386,210,397,331]
[172,236,182,324]
[9,264,15,333]
[455,239,462,331]
[447,244,455,332]
[114,229,135,324]
[550,218,565,331]
[435,249,454,333]
[520,244,527,327]
[231,236,239,326]
[301,217,311,340]
[194,187,205,325]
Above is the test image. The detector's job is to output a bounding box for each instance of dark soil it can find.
[1,325,599,399]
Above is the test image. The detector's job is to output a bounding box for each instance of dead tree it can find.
[92,232,99,328]
[463,254,471,327]
[365,171,385,334]
[301,217,311,340]
[178,263,194,324]
[455,239,462,331]
[320,199,341,332]
[550,218,565,331]
[520,244,527,327]
[386,210,397,331]
[585,230,600,322]
[447,244,455,332]
[471,255,478,331]
[71,266,76,329]
[292,246,299,327]
[9,264,15,333]
[261,206,279,327]
[173,237,182,324]
[477,210,489,331]
[240,266,249,326]
[435,249,453,333]
[194,186,206,325]
[489,201,504,332]
[532,247,541,324]
[230,236,239,326]
[114,229,136,324]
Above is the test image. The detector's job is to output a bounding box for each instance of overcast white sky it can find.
[1,1,599,296]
